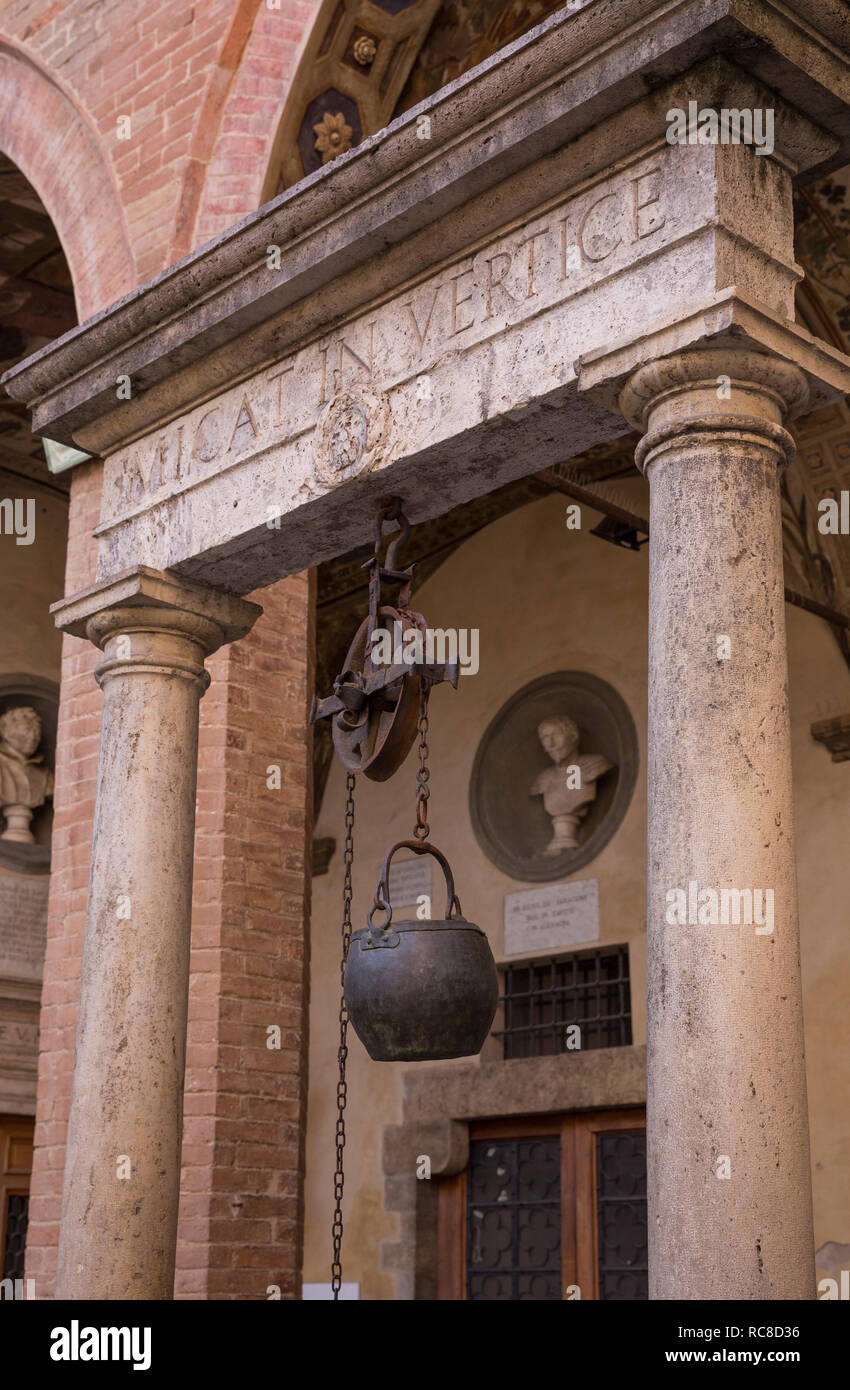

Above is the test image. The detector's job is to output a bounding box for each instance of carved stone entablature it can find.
[811,713,850,761]
[8,6,850,599]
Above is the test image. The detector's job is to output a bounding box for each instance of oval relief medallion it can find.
[470,671,639,882]
[313,385,392,486]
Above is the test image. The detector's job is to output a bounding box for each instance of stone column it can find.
[51,568,261,1300]
[621,349,815,1300]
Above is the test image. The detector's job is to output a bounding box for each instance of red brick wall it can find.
[24,462,102,1295]
[1,1,319,278]
[5,0,321,1298]
[194,0,320,247]
[178,573,314,1300]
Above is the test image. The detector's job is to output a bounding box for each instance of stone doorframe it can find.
[4,0,850,1300]
[381,1045,647,1301]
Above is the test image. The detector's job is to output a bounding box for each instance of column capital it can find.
[50,564,262,653]
[625,347,806,478]
[619,348,809,434]
[577,289,850,433]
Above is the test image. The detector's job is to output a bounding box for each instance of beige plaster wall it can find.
[787,603,850,1283]
[304,489,850,1299]
[0,470,67,681]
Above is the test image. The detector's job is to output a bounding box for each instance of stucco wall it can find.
[787,603,850,1283]
[0,471,65,681]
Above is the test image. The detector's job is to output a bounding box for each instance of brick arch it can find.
[192,0,323,248]
[170,0,268,260]
[0,40,134,319]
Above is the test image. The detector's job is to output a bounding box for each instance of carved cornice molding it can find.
[578,291,850,424]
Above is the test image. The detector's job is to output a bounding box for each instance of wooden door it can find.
[0,1115,34,1280]
[438,1108,646,1300]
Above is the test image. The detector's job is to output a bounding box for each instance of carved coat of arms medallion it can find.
[313,386,392,486]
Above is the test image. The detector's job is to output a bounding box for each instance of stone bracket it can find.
[383,1118,468,1179]
[51,565,262,649]
[811,713,850,761]
[576,288,850,419]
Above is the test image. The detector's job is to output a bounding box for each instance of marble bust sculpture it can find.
[0,706,54,842]
[530,714,613,855]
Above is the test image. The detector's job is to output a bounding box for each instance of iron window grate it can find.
[2,1194,29,1282]
[466,1137,561,1300]
[492,944,632,1059]
[596,1130,648,1299]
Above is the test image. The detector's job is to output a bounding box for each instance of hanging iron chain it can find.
[331,770,356,1300]
[414,682,431,841]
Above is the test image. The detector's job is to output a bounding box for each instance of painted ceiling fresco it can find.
[392,0,568,113]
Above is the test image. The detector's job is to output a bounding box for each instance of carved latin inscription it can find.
[101,156,675,528]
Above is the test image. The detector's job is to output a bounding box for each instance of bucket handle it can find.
[367,838,463,934]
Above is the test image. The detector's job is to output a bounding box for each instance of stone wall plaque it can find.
[470,672,639,882]
[504,878,599,957]
[0,1000,39,1074]
[388,855,432,909]
[0,869,49,981]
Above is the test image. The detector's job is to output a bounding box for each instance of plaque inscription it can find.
[0,869,49,981]
[504,878,600,956]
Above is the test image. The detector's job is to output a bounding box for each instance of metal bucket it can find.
[344,839,498,1062]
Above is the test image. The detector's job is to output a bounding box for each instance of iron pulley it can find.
[310,498,458,780]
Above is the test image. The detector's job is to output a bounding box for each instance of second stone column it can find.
[621,349,815,1300]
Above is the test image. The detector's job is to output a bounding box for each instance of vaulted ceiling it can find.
[0,153,75,492]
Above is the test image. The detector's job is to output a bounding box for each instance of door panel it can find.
[0,1114,34,1281]
[438,1108,646,1300]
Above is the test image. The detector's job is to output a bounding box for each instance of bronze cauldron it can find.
[344,839,498,1062]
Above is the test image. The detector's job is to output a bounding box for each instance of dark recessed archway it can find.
[0,153,76,494]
